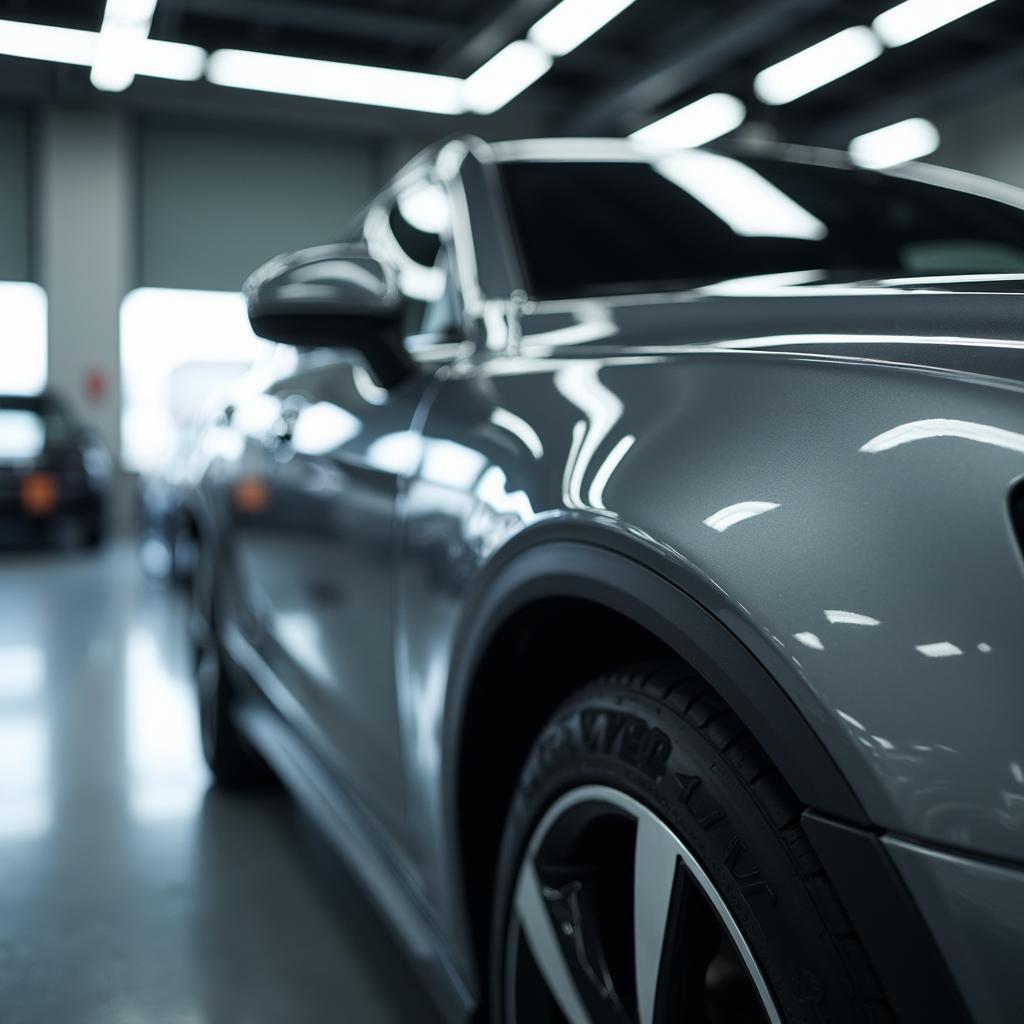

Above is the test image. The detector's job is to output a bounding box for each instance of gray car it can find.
[188,138,1024,1023]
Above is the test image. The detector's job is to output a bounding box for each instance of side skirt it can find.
[223,630,476,1023]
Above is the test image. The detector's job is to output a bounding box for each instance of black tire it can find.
[489,661,892,1024]
[191,562,271,789]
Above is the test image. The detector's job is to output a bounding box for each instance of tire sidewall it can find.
[489,682,862,1024]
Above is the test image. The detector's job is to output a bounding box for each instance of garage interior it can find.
[1,1,1023,1021]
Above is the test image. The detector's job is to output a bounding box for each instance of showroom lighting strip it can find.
[630,93,747,148]
[873,0,999,47]
[754,0,1002,106]
[0,13,204,87]
[849,117,940,168]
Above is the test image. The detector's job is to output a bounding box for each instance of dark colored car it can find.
[188,139,1024,1024]
[0,392,110,548]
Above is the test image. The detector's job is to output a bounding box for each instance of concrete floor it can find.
[0,542,441,1024]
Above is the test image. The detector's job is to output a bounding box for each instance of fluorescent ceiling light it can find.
[134,38,206,82]
[92,0,162,92]
[0,18,96,65]
[207,48,464,114]
[528,0,636,58]
[462,40,552,115]
[655,151,829,240]
[631,93,746,148]
[873,0,998,47]
[754,26,883,105]
[849,117,940,169]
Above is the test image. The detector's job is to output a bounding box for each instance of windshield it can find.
[497,151,1024,299]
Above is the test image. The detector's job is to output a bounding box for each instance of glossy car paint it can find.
[192,139,1024,1019]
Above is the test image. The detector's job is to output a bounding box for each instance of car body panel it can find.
[191,139,1024,1019]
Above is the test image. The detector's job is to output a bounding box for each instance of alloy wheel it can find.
[504,785,782,1024]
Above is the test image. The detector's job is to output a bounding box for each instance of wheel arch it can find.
[442,529,871,999]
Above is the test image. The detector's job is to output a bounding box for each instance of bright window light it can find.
[849,117,940,168]
[654,151,829,240]
[462,40,552,115]
[120,288,288,472]
[630,93,746,149]
[206,48,465,114]
[0,18,96,65]
[873,0,998,47]
[754,26,883,105]
[0,282,48,396]
[528,0,637,58]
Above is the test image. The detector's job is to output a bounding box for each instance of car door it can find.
[238,180,463,849]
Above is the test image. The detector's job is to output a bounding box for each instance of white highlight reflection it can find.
[860,418,1024,455]
[793,632,825,650]
[654,151,828,240]
[589,434,636,510]
[126,627,207,822]
[703,501,779,533]
[825,610,881,626]
[490,408,544,460]
[0,718,51,840]
[916,641,963,658]
[0,645,44,701]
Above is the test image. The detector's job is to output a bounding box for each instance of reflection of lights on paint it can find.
[860,418,1024,455]
[916,641,963,658]
[793,631,824,650]
[490,408,544,460]
[589,435,635,510]
[232,476,270,514]
[1012,763,1024,785]
[825,609,881,626]
[397,182,450,234]
[837,709,866,730]
[703,500,780,533]
[978,642,992,653]
[871,735,895,750]
[290,402,361,455]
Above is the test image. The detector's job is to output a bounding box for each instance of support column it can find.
[38,106,134,526]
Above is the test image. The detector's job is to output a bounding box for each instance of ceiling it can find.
[0,0,1022,146]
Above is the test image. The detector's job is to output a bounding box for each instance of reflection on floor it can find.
[0,542,441,1024]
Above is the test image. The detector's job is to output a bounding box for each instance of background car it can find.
[0,391,111,548]
[185,138,1024,1024]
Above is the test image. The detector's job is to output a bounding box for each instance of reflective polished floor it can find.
[0,542,440,1024]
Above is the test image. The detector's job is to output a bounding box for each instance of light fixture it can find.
[753,26,883,105]
[873,0,998,47]
[206,49,465,114]
[0,18,96,66]
[462,40,552,115]
[630,93,746,148]
[849,117,940,168]
[528,0,636,58]
[133,38,206,82]
[91,0,159,92]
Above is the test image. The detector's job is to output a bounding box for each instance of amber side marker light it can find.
[232,476,270,515]
[20,473,59,517]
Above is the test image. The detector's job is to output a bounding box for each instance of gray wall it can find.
[0,106,30,282]
[139,120,379,291]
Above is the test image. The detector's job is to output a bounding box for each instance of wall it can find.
[934,86,1024,189]
[0,106,30,283]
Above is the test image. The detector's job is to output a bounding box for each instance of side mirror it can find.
[244,243,414,388]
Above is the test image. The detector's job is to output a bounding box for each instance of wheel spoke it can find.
[633,812,680,1024]
[515,860,594,1024]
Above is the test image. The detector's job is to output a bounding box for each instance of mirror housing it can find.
[244,243,414,388]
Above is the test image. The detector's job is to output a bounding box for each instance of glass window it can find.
[497,153,1024,298]
[119,288,293,472]
[0,282,47,395]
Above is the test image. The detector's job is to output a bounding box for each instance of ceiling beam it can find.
[432,0,554,75]
[176,0,460,49]
[566,0,843,134]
